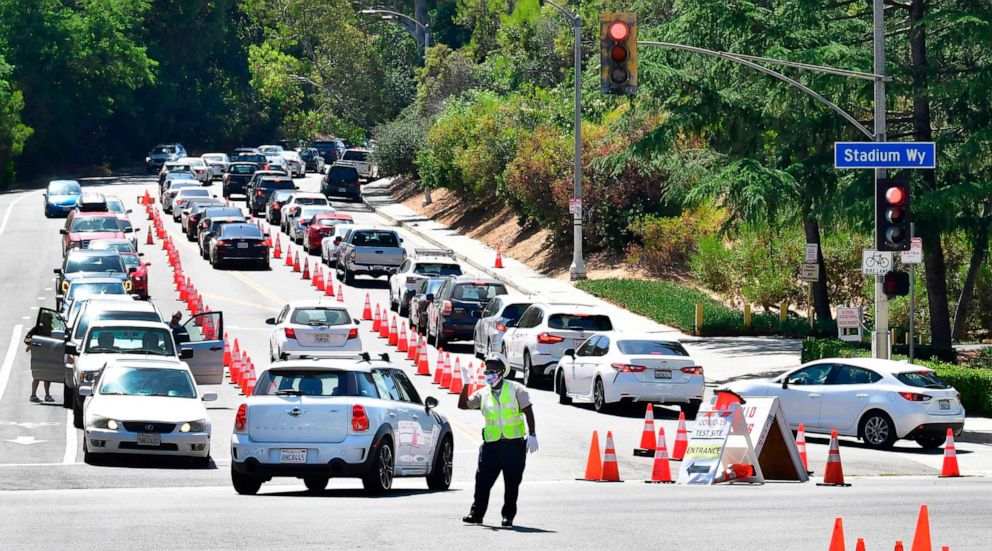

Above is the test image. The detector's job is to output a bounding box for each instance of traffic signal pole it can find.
[570,11,586,280]
[872,0,890,359]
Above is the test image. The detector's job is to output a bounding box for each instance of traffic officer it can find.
[458,355,538,527]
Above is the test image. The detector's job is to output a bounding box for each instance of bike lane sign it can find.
[862,249,892,276]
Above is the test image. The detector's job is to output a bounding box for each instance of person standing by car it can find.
[169,311,189,344]
[458,356,538,527]
[23,326,54,403]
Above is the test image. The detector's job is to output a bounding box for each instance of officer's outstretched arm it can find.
[523,406,536,436]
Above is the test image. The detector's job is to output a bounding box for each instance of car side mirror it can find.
[425,396,438,410]
[78,385,92,397]
[564,348,575,358]
[65,343,78,355]
[126,209,133,214]
[354,318,361,324]
[781,379,789,390]
[128,267,137,273]
[54,268,62,275]
[59,229,68,235]
[179,348,194,359]
[144,262,151,267]
[138,252,145,257]
[133,227,141,233]
[130,294,142,300]
[201,391,218,402]
[123,227,134,233]
[426,294,434,302]
[264,317,276,325]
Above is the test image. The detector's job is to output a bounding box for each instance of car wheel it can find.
[682,399,702,418]
[72,395,83,428]
[522,352,539,388]
[915,435,944,450]
[63,386,73,409]
[426,436,453,491]
[303,476,328,493]
[231,465,263,495]
[82,438,98,465]
[433,327,446,349]
[592,378,611,413]
[389,294,398,312]
[859,410,897,449]
[344,270,354,285]
[557,370,572,405]
[362,439,394,494]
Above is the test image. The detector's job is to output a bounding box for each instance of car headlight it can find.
[61,281,69,293]
[124,280,132,292]
[145,156,150,163]
[179,420,207,433]
[92,417,119,430]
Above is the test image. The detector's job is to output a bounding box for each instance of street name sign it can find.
[834,142,936,169]
[901,237,923,264]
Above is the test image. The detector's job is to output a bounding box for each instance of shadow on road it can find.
[477,524,556,534]
[86,454,217,470]
[260,487,455,499]
[805,435,972,455]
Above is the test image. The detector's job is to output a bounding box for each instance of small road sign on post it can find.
[800,263,819,282]
[805,243,819,264]
[834,142,936,169]
[901,237,922,264]
[862,249,892,276]
[568,198,582,216]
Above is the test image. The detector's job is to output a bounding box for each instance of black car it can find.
[410,277,446,336]
[198,214,247,258]
[223,162,259,199]
[208,223,269,269]
[299,148,326,173]
[248,176,296,215]
[191,206,243,242]
[426,276,508,348]
[264,189,295,225]
[310,139,346,164]
[322,164,361,201]
[55,250,133,309]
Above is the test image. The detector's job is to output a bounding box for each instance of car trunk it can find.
[919,388,964,416]
[290,324,353,347]
[623,356,698,384]
[354,247,403,267]
[248,395,350,443]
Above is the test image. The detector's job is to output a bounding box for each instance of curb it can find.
[959,430,992,445]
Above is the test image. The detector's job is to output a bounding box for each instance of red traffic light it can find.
[609,21,629,41]
[611,45,628,62]
[885,186,906,205]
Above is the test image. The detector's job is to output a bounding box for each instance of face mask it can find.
[485,373,502,387]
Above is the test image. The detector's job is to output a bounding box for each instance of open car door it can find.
[180,312,224,385]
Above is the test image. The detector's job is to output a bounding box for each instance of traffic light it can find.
[600,13,637,95]
[875,177,911,251]
[883,270,911,298]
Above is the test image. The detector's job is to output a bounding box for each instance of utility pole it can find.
[872,0,890,359]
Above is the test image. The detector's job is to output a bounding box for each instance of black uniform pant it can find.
[470,438,527,521]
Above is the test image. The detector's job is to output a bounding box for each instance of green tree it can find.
[0,55,32,187]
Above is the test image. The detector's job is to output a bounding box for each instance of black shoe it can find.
[501,517,513,527]
[462,515,483,524]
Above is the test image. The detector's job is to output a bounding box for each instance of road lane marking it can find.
[62,410,76,464]
[6,436,46,445]
[0,325,24,402]
[0,192,32,238]
[199,291,276,311]
[226,271,286,306]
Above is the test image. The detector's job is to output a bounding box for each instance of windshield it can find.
[256,370,370,397]
[49,181,81,195]
[415,263,462,276]
[289,307,351,326]
[617,340,689,356]
[329,166,358,180]
[99,367,195,398]
[70,217,121,233]
[260,179,294,190]
[67,282,126,301]
[351,230,399,247]
[293,197,328,206]
[90,241,133,252]
[74,310,161,341]
[300,207,332,219]
[120,254,140,270]
[342,150,368,162]
[229,164,256,174]
[167,164,192,173]
[178,189,210,198]
[203,154,225,162]
[85,327,176,356]
[896,371,950,389]
[452,283,506,302]
[548,314,613,331]
[65,254,125,274]
[315,218,344,227]
[105,198,125,214]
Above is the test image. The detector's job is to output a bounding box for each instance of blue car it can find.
[44,180,83,218]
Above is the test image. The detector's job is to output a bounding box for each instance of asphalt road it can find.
[0,172,990,549]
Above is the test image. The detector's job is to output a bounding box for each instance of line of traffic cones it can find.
[579,430,623,482]
[828,504,948,551]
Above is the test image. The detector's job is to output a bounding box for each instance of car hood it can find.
[76,354,181,372]
[69,231,125,241]
[65,271,128,282]
[89,395,208,424]
[48,194,80,205]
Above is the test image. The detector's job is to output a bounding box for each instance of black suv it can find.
[426,276,508,348]
[322,164,361,201]
[248,176,296,215]
[311,139,346,164]
[299,148,325,173]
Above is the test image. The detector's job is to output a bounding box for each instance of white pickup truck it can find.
[335,227,406,284]
[337,149,377,181]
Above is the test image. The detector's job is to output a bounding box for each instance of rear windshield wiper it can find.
[275,389,303,396]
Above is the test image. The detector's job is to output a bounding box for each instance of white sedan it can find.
[723,358,965,449]
[267,301,361,360]
[554,332,704,415]
[80,359,217,465]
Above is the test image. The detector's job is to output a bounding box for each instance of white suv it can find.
[230,354,454,495]
[501,302,614,388]
[266,301,362,360]
[279,192,331,233]
[388,249,463,316]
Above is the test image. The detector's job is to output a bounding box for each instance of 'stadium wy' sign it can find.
[834,142,936,169]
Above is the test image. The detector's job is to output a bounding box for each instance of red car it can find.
[60,212,127,254]
[304,213,354,254]
[119,251,150,299]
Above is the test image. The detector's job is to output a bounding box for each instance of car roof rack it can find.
[414,248,457,259]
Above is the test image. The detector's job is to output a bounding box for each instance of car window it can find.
[289,308,350,326]
[371,369,400,400]
[351,230,399,247]
[99,367,194,398]
[220,225,263,238]
[391,369,422,404]
[593,336,611,356]
[452,283,506,302]
[85,327,175,356]
[329,166,359,180]
[229,164,256,174]
[826,366,882,385]
[49,181,81,195]
[548,314,613,332]
[70,217,121,233]
[895,370,950,389]
[576,336,599,357]
[415,263,462,276]
[482,298,500,318]
[65,254,125,274]
[787,365,833,386]
[399,260,411,272]
[74,311,160,340]
[181,312,221,343]
[67,282,126,301]
[275,305,290,324]
[516,306,540,329]
[35,309,66,337]
[256,370,357,397]
[501,303,531,322]
[342,150,368,161]
[616,340,689,356]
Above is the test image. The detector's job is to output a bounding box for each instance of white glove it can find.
[526,435,539,454]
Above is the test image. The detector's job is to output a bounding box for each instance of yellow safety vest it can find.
[481,382,526,442]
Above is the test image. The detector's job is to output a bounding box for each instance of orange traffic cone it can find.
[301,258,310,280]
[855,538,866,551]
[336,284,344,302]
[285,245,294,266]
[362,294,372,320]
[911,504,932,551]
[797,422,813,474]
[634,403,657,457]
[397,322,408,352]
[672,412,688,461]
[828,517,846,551]
[315,267,325,291]
[145,228,154,245]
[449,360,463,394]
[432,349,445,383]
[441,356,456,389]
[645,427,674,483]
[464,361,482,395]
[895,542,905,551]
[325,273,335,296]
[387,316,398,346]
[601,431,622,482]
[273,235,282,259]
[372,306,381,332]
[494,246,504,269]
[417,340,430,374]
[580,431,603,481]
[223,333,231,367]
[310,264,319,287]
[292,251,301,272]
[407,330,419,361]
[939,428,960,478]
[378,312,389,338]
[817,429,851,487]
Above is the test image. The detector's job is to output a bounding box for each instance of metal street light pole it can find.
[872,0,890,359]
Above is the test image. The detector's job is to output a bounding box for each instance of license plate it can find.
[237,242,249,249]
[338,187,347,192]
[313,334,330,343]
[939,399,950,410]
[137,433,161,446]
[655,370,672,379]
[281,448,307,464]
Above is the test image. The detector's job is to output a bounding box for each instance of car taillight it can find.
[352,404,369,432]
[537,332,565,344]
[347,328,358,340]
[442,300,452,316]
[406,276,418,283]
[611,363,647,373]
[284,327,297,340]
[899,392,932,402]
[273,203,280,209]
[215,240,227,246]
[256,190,263,196]
[200,221,208,229]
[234,403,247,432]
[496,323,507,332]
[680,366,704,375]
